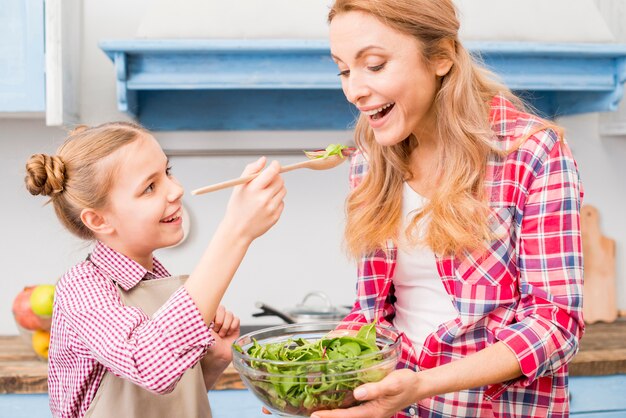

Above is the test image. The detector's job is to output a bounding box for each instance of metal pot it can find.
[253,291,351,324]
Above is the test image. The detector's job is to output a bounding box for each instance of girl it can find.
[25,122,286,418]
[313,1,584,417]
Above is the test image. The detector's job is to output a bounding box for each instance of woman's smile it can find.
[361,102,396,128]
[330,11,444,146]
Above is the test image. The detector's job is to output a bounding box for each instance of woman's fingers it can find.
[311,403,371,418]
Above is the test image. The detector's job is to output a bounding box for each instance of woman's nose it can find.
[344,73,369,105]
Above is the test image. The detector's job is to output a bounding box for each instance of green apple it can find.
[30,284,55,317]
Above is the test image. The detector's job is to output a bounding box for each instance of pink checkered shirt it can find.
[342,96,584,417]
[48,241,214,418]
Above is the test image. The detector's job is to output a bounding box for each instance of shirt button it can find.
[409,407,417,416]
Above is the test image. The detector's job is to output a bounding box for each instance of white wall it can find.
[1,0,624,335]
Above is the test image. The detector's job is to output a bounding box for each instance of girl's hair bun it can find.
[25,154,66,197]
[69,125,89,136]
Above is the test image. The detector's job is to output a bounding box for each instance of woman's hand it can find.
[201,305,240,390]
[311,369,420,418]
[262,369,420,417]
[224,157,286,242]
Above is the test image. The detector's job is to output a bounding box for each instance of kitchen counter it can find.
[1,319,625,394]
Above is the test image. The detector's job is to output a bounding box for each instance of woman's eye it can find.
[368,63,386,72]
[166,165,173,176]
[337,69,350,77]
[144,183,155,194]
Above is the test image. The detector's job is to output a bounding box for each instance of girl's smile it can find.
[98,134,185,268]
[160,208,182,224]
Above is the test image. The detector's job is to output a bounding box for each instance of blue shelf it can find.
[99,40,626,130]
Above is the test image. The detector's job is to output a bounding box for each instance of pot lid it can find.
[288,292,348,316]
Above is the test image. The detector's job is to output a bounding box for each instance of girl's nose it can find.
[167,177,184,202]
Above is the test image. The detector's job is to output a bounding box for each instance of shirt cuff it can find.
[153,286,215,357]
[493,320,554,387]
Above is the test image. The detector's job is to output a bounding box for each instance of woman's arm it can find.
[312,342,521,418]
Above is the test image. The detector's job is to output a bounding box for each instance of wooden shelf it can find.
[2,318,625,394]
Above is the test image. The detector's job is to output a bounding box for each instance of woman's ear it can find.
[80,208,114,236]
[434,38,455,77]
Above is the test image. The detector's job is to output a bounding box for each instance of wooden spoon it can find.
[191,148,354,195]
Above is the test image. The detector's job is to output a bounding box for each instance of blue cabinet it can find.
[0,0,45,113]
[100,40,626,130]
[570,375,626,416]
[2,378,625,417]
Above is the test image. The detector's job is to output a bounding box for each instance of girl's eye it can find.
[368,63,386,72]
[144,183,155,194]
[337,69,350,77]
[166,165,173,176]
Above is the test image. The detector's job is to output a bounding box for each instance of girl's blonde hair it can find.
[330,0,559,257]
[25,122,148,240]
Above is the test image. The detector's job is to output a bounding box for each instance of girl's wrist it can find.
[216,216,254,248]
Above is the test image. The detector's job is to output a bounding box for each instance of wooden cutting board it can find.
[581,205,618,324]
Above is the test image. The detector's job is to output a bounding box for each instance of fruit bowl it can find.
[14,316,51,361]
[232,321,400,417]
[12,285,54,361]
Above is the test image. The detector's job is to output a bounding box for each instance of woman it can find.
[314,1,584,417]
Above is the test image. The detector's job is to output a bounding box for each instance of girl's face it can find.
[329,11,451,146]
[102,134,184,262]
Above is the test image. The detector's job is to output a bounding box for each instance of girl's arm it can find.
[184,157,285,325]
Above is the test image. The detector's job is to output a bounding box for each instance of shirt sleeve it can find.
[495,131,585,386]
[56,274,214,394]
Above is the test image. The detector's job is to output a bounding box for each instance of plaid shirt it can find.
[343,96,584,417]
[48,241,214,418]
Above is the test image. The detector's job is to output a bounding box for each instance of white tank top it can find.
[392,183,458,355]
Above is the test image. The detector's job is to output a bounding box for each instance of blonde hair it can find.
[25,122,149,240]
[330,0,560,257]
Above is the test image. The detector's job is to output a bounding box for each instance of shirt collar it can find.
[89,241,171,290]
[489,94,519,137]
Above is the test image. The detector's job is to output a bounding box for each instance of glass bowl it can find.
[231,321,400,417]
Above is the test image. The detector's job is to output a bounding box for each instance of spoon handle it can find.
[191,173,259,195]
[191,160,311,195]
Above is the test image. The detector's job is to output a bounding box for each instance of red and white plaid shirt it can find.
[48,241,214,418]
[343,96,584,417]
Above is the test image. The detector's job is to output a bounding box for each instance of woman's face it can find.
[101,134,185,262]
[329,11,451,146]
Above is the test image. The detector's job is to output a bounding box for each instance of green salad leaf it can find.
[237,322,393,415]
[304,143,350,160]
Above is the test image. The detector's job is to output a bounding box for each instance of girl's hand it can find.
[212,304,240,341]
[224,157,286,242]
[311,369,420,418]
[201,305,240,390]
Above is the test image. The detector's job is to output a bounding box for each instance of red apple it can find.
[12,287,51,331]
